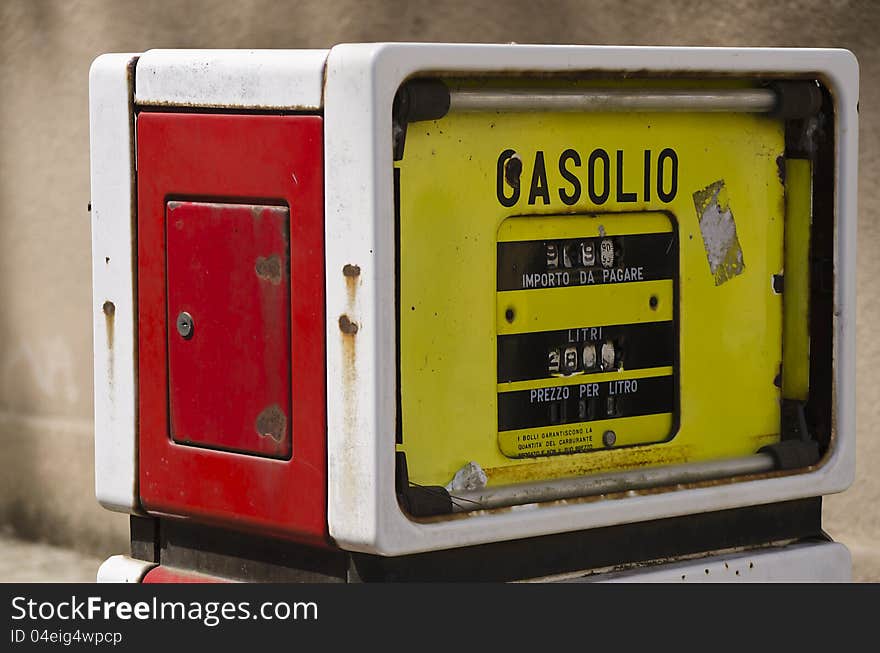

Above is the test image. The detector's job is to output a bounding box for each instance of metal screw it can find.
[176,311,194,339]
[603,430,617,447]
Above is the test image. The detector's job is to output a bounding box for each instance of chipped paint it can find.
[342,264,362,306]
[772,273,784,294]
[693,180,745,285]
[776,154,786,185]
[255,404,287,443]
[503,152,522,189]
[255,255,282,285]
[342,263,361,277]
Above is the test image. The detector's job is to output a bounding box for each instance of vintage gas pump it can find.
[90,45,857,582]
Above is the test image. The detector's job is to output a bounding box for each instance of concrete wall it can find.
[0,0,877,575]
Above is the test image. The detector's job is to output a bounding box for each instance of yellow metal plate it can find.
[495,212,676,458]
[397,83,785,489]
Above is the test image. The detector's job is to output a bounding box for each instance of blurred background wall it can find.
[0,0,877,577]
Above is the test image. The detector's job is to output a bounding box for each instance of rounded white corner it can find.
[827,48,860,87]
[817,437,857,495]
[96,555,155,583]
[96,486,142,515]
[89,53,138,88]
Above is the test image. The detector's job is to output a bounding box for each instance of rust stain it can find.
[340,314,359,477]
[103,300,115,388]
[255,404,287,443]
[102,301,115,351]
[343,264,361,305]
[341,333,357,389]
[255,255,283,285]
[338,314,359,335]
[339,260,361,495]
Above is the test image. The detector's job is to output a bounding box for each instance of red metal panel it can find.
[137,113,327,545]
[167,201,292,459]
[142,566,229,584]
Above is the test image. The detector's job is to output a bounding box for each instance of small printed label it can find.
[498,374,674,433]
[497,375,674,458]
[506,424,596,457]
[497,232,675,292]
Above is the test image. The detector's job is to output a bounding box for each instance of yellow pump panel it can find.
[397,81,787,490]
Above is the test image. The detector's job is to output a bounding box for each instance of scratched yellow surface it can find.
[397,81,786,488]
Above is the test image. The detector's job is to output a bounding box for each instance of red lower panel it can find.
[137,113,327,545]
[143,566,229,584]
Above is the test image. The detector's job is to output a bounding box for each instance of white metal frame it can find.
[135,49,327,110]
[89,50,328,512]
[90,45,858,558]
[322,44,858,556]
[90,53,141,512]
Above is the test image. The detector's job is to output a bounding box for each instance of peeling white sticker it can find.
[445,461,488,493]
[693,180,745,285]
